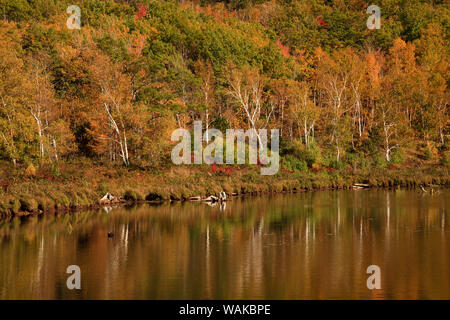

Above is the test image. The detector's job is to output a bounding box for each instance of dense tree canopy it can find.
[0,0,448,171]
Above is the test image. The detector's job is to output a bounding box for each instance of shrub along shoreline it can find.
[0,161,448,217]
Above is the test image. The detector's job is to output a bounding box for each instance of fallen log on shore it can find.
[353,183,370,189]
[100,193,120,204]
[202,195,219,203]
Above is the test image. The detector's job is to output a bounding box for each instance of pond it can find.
[0,189,448,299]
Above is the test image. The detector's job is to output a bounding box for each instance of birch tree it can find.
[195,59,215,143]
[25,56,57,160]
[90,53,132,166]
[378,42,413,162]
[378,102,403,162]
[348,51,369,147]
[226,63,273,150]
[289,81,318,149]
[0,37,24,165]
[415,24,449,145]
[316,48,352,162]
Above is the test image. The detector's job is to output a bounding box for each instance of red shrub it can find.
[135,4,148,21]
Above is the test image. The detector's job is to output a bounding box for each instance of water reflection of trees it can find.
[0,190,448,299]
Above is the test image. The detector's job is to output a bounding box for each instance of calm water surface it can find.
[0,189,448,299]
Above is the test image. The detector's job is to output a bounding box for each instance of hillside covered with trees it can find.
[0,0,448,214]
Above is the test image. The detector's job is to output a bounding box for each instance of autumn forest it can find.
[0,0,448,214]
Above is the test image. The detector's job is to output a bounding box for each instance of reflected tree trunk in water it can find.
[0,190,448,299]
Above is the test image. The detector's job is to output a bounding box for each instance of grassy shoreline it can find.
[0,160,448,217]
